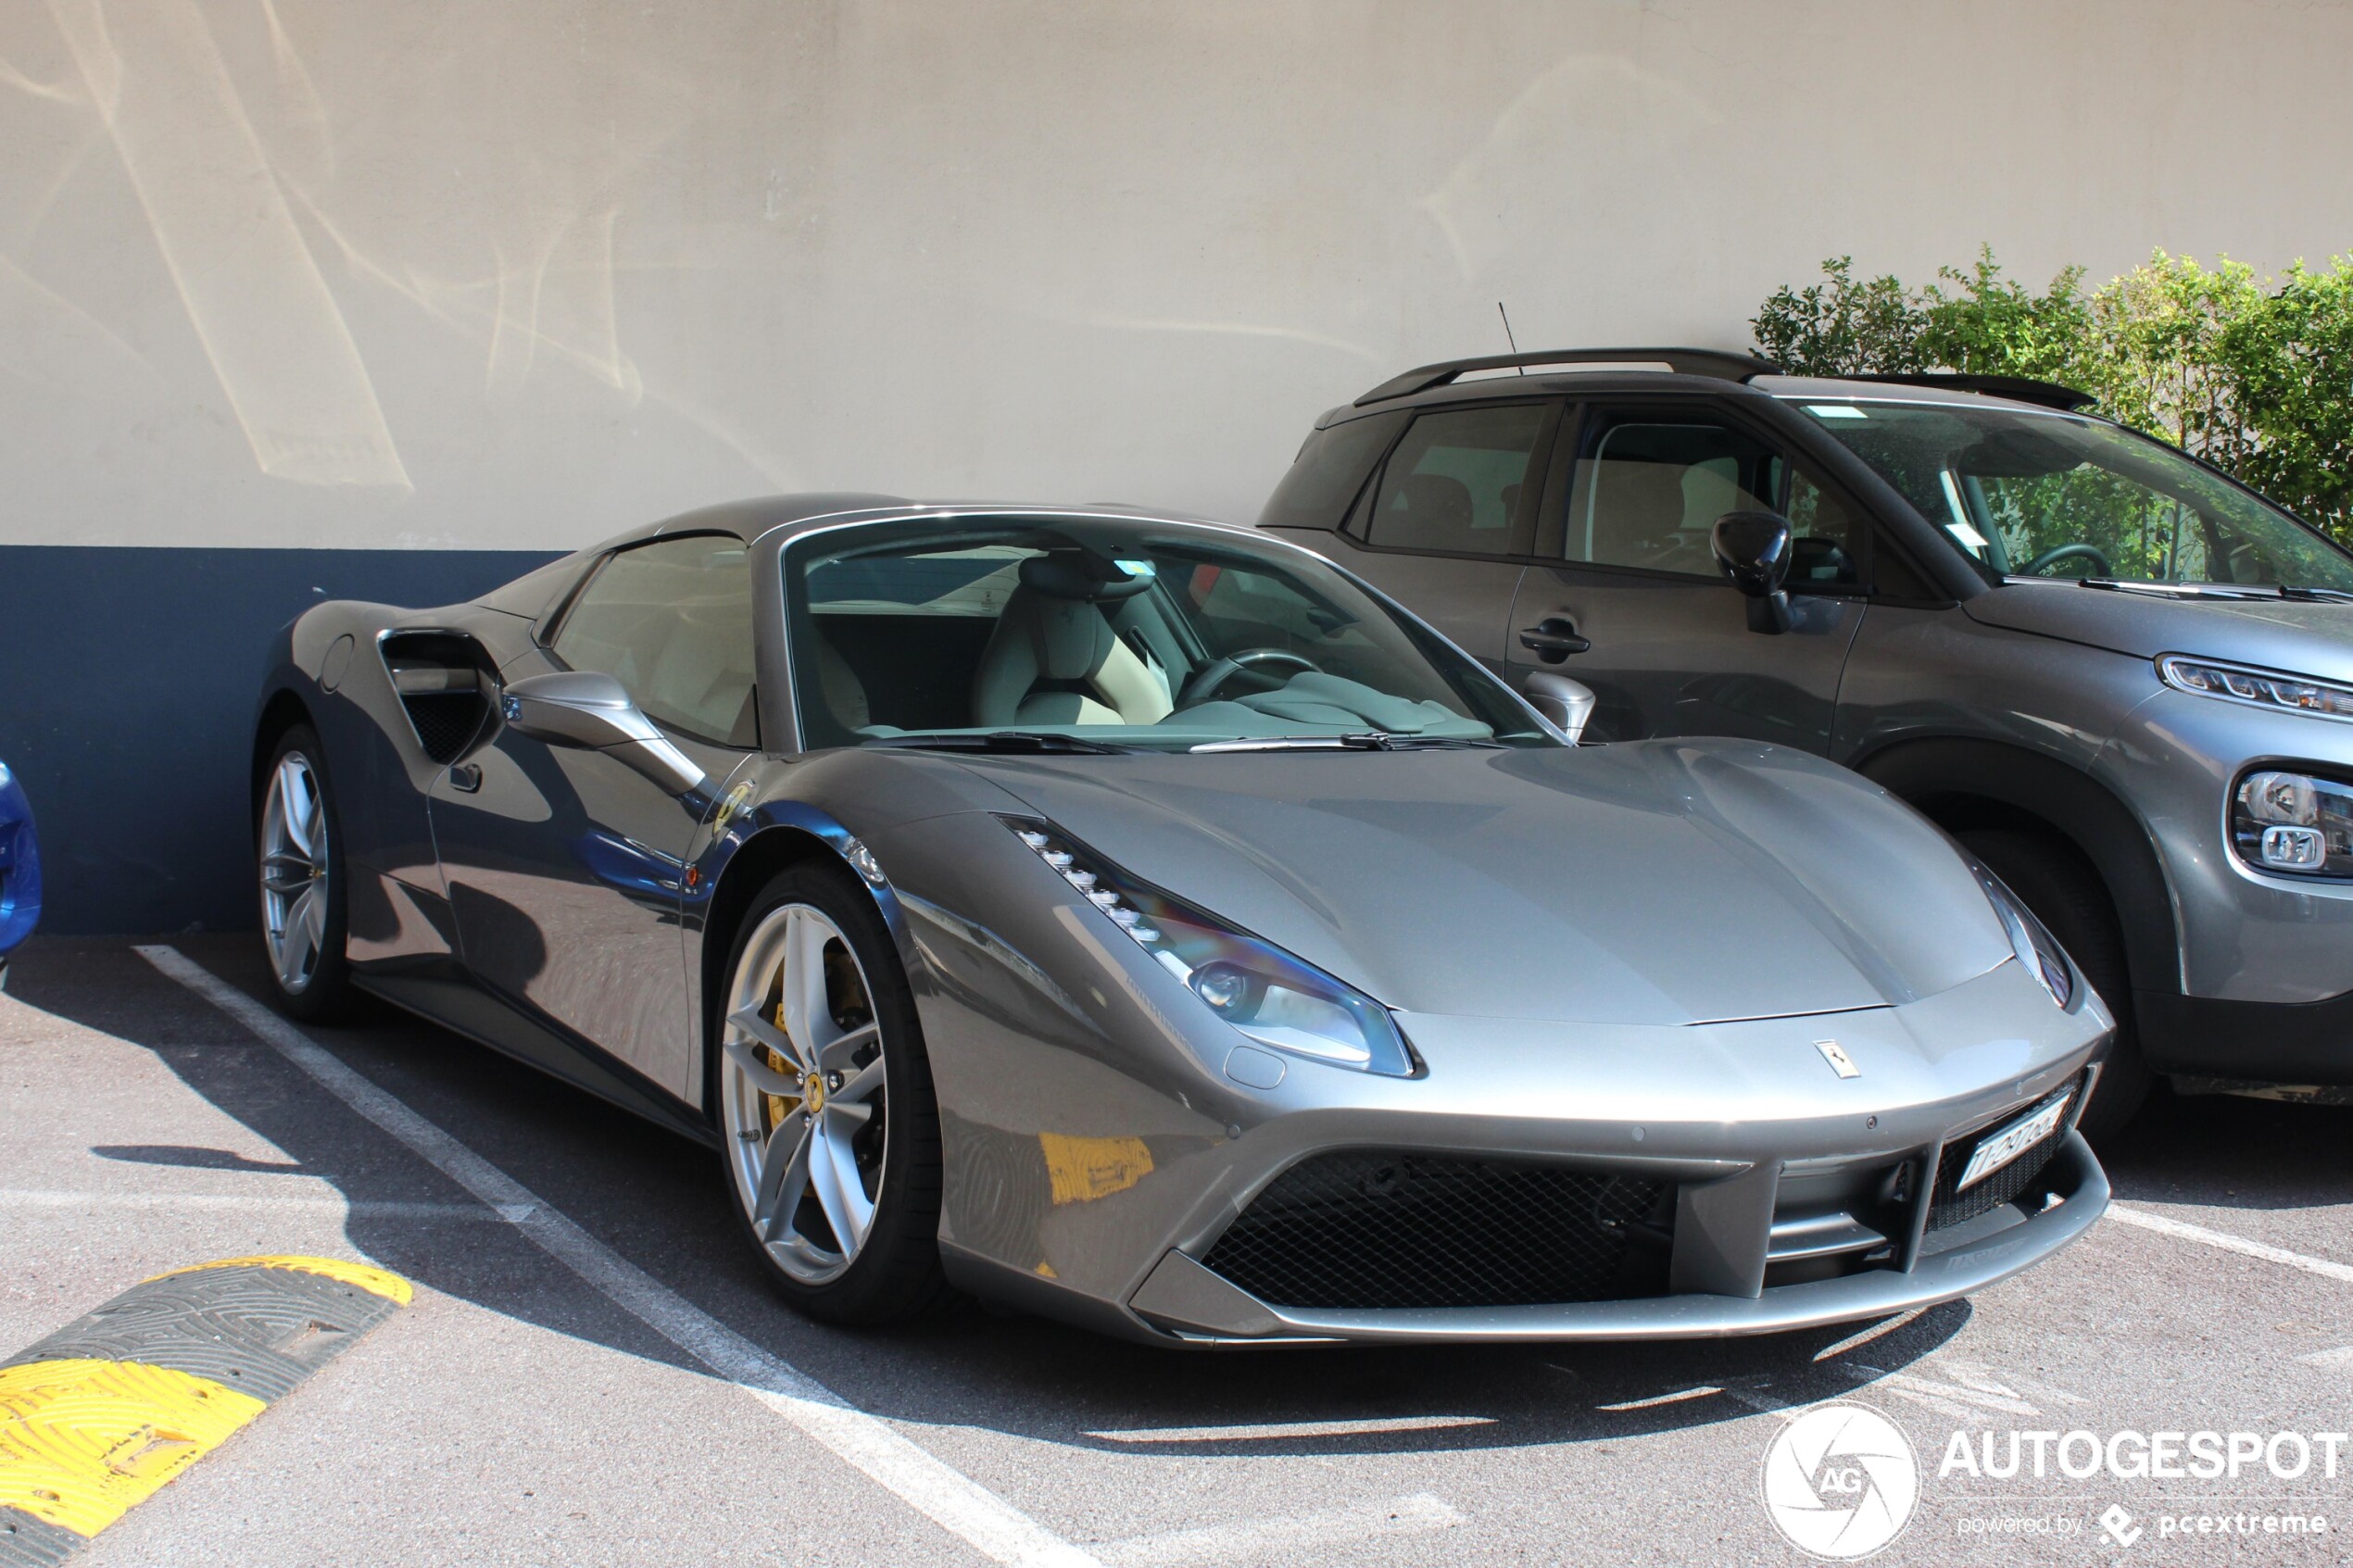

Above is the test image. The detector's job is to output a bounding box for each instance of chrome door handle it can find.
[1518,618,1591,662]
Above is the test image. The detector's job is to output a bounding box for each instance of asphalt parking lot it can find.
[4,936,2350,1567]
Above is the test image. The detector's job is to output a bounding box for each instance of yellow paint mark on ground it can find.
[1039,1134,1154,1206]
[149,1255,414,1304]
[0,1359,266,1537]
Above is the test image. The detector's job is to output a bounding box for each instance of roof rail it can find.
[1831,371,2096,413]
[1353,347,1782,408]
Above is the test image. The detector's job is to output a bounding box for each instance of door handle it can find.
[447,762,483,794]
[1518,617,1591,662]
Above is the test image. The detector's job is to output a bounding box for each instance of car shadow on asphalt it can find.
[2100,1085,2353,1214]
[4,935,2160,1459]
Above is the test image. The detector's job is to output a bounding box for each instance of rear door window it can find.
[1363,403,1548,556]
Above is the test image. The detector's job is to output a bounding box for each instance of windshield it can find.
[784,520,1551,751]
[1795,400,2353,591]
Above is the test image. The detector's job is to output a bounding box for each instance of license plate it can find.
[1957,1089,2074,1192]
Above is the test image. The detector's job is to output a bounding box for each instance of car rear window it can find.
[1256,410,1408,530]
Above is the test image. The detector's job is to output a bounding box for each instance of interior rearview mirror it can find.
[1713,511,1795,635]
[500,671,709,797]
[1524,671,1597,745]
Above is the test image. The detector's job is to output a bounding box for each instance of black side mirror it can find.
[1713,511,1794,634]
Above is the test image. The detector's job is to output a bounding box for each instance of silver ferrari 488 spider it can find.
[253,496,2110,1344]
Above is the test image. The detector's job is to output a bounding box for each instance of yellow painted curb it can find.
[0,1359,266,1538]
[147,1254,415,1306]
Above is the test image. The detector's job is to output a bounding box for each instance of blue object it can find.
[0,759,41,955]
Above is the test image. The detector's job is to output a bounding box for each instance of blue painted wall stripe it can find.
[0,547,560,935]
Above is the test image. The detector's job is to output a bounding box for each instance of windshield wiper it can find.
[2075,578,2353,605]
[2076,579,2274,600]
[869,731,1135,755]
[1189,733,1504,753]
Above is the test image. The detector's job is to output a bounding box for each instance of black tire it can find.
[1960,827,2150,1142]
[711,861,945,1324]
[255,725,357,1022]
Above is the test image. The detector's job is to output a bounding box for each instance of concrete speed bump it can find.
[0,1256,409,1565]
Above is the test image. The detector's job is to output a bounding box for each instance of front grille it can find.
[1925,1077,2082,1233]
[1200,1150,1670,1310]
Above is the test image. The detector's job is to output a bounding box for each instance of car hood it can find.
[953,740,2013,1025]
[1965,579,2353,683]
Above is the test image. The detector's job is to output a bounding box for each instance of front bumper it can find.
[1127,1132,2106,1343]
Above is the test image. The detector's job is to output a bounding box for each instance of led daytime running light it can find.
[1002,816,1416,1076]
[2159,655,2353,722]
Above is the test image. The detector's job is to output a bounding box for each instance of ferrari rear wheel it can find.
[716,863,943,1323]
[257,726,355,1021]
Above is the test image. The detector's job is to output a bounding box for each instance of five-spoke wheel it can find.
[257,726,353,1020]
[716,864,943,1321]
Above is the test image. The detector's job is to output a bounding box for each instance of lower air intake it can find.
[1201,1150,1669,1310]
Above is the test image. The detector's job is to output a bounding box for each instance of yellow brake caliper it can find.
[761,997,800,1132]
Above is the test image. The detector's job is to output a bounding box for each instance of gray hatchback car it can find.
[1262,348,2353,1135]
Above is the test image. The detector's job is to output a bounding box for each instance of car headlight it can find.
[1002,816,1417,1076]
[2158,654,2353,722]
[2233,766,2353,878]
[1968,862,2076,1009]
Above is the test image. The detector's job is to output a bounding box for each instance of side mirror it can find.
[1712,511,1794,635]
[1524,671,1597,745]
[500,671,708,797]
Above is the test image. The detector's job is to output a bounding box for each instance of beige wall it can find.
[5,0,2349,549]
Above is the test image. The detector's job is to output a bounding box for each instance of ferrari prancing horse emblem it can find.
[1816,1040,1860,1080]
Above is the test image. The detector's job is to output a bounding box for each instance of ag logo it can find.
[1761,1403,1918,1559]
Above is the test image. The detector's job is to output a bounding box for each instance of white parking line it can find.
[1597,1386,1722,1411]
[1088,1415,1493,1444]
[1811,1307,1928,1362]
[1097,1493,1464,1567]
[1843,1363,2039,1418]
[2107,1201,2353,1286]
[139,945,1102,1568]
[1723,1386,1794,1419]
[0,1188,521,1222]
[2298,1346,2353,1369]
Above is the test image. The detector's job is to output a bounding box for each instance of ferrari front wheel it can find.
[257,726,355,1021]
[716,863,943,1323]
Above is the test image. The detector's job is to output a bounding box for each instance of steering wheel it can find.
[2021,542,2113,577]
[1176,648,1320,709]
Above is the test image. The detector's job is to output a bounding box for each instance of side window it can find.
[1565,415,1860,585]
[1782,470,1866,588]
[551,534,759,746]
[1364,404,1547,555]
[1259,410,1410,529]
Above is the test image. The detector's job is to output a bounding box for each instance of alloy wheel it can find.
[720,903,889,1285]
[259,753,331,995]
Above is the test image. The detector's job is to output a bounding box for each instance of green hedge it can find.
[1751,249,2353,543]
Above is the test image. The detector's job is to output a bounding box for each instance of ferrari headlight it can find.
[1969,863,2075,1010]
[2159,655,2353,722]
[2232,766,2353,878]
[1002,816,1416,1076]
